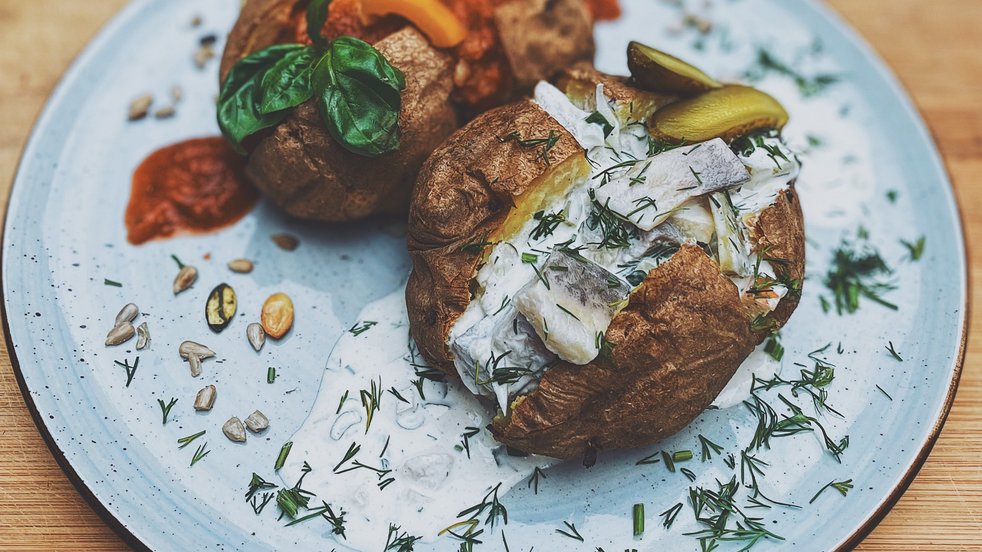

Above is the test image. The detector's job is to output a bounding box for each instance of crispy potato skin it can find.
[245,28,458,221]
[555,61,676,120]
[407,94,806,459]
[220,0,304,84]
[407,100,583,369]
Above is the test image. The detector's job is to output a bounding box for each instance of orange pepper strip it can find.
[359,0,468,48]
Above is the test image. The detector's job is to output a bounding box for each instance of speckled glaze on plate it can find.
[1,0,966,551]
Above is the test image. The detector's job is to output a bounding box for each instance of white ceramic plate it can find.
[3,0,966,550]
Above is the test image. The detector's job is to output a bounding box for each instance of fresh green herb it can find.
[633,503,645,537]
[157,397,178,424]
[556,521,583,542]
[274,441,293,471]
[875,384,893,401]
[751,314,779,334]
[267,366,277,384]
[457,483,508,529]
[680,467,697,482]
[901,236,926,261]
[284,501,346,535]
[587,190,637,249]
[886,189,898,203]
[672,450,694,463]
[636,451,661,466]
[698,434,723,462]
[177,430,206,449]
[336,390,349,414]
[586,110,614,137]
[190,442,210,467]
[749,48,839,96]
[527,466,547,494]
[530,209,566,240]
[763,335,785,362]
[521,252,539,264]
[334,442,362,472]
[592,159,642,187]
[805,134,824,148]
[687,476,785,550]
[497,130,561,165]
[459,427,480,459]
[740,450,799,509]
[459,236,494,254]
[104,278,122,287]
[384,523,422,551]
[115,357,139,387]
[809,479,854,503]
[245,472,277,501]
[661,450,675,473]
[556,303,580,321]
[823,232,898,314]
[530,262,551,290]
[492,296,511,316]
[886,341,903,362]
[250,492,275,515]
[349,320,377,336]
[360,377,383,432]
[660,502,683,529]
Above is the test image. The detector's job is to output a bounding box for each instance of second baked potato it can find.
[406,45,805,460]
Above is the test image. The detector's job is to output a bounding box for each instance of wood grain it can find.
[0,0,978,550]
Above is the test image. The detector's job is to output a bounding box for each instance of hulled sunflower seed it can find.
[271,233,299,251]
[179,340,215,359]
[205,283,237,333]
[194,385,217,411]
[170,85,183,104]
[223,417,247,442]
[261,293,294,339]
[188,354,202,378]
[106,322,135,346]
[114,303,139,327]
[193,45,215,69]
[173,265,198,295]
[136,322,151,350]
[247,323,266,352]
[227,259,254,273]
[128,94,153,121]
[244,410,269,433]
[154,106,176,119]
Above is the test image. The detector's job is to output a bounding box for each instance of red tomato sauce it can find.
[125,137,258,245]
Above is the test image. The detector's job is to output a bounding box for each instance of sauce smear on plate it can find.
[125,137,258,245]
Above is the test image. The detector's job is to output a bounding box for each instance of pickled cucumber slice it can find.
[650,85,789,143]
[627,41,722,95]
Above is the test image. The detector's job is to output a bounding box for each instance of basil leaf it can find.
[306,0,332,47]
[259,48,316,115]
[218,44,304,152]
[315,37,406,156]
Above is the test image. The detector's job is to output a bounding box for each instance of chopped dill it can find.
[822,232,897,314]
[809,479,854,503]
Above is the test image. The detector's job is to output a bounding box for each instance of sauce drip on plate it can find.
[125,137,258,245]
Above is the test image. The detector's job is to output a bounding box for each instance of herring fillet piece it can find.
[593,138,750,231]
[514,249,630,365]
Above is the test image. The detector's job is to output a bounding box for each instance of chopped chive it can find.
[104,278,122,287]
[885,341,903,362]
[267,366,276,384]
[875,385,893,401]
[633,503,645,537]
[274,441,293,471]
[177,430,206,449]
[190,442,210,467]
[672,450,693,462]
[157,397,178,425]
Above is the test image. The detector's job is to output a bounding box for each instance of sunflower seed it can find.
[223,417,247,442]
[136,322,151,350]
[194,385,217,411]
[170,85,183,104]
[173,265,198,295]
[114,303,139,327]
[227,259,254,273]
[190,15,202,27]
[244,410,269,433]
[247,323,266,352]
[106,322,135,346]
[179,340,215,359]
[154,106,176,119]
[271,233,299,251]
[188,354,202,378]
[205,283,237,332]
[193,45,215,69]
[127,95,153,121]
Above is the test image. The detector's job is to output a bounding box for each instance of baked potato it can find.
[219,0,600,221]
[406,44,805,460]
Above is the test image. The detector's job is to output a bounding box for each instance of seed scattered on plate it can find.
[170,85,183,104]
[227,259,254,273]
[194,45,215,69]
[106,321,135,346]
[154,106,176,119]
[271,233,299,251]
[206,283,237,333]
[136,322,151,350]
[190,14,202,27]
[127,94,153,121]
[223,417,247,442]
[173,265,198,295]
[179,341,215,378]
[261,293,294,339]
[114,303,139,327]
[244,410,269,433]
[247,323,266,352]
[194,385,217,411]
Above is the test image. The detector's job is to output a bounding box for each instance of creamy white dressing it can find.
[450,82,801,410]
[283,288,554,551]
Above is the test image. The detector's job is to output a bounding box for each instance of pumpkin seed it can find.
[136,322,151,350]
[127,94,153,121]
[261,293,294,339]
[247,323,266,352]
[114,303,139,327]
[244,410,269,433]
[106,322,135,346]
[223,417,247,442]
[271,233,299,251]
[194,385,217,411]
[173,265,198,295]
[179,340,215,359]
[227,259,254,273]
[205,283,237,333]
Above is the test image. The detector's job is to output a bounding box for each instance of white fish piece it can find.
[668,200,716,245]
[709,191,753,277]
[593,138,750,231]
[513,249,630,365]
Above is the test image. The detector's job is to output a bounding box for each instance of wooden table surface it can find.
[0,1,979,550]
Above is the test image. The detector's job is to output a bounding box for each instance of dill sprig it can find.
[459,427,480,459]
[349,320,377,336]
[177,430,206,449]
[685,476,785,551]
[822,233,897,314]
[157,397,178,425]
[456,482,508,529]
[384,523,422,551]
[901,236,926,261]
[698,434,724,462]
[809,479,854,503]
[530,209,566,240]
[497,130,561,166]
[586,190,637,249]
[556,520,583,541]
[527,466,547,494]
[190,442,210,467]
[660,502,683,529]
[360,377,383,433]
[115,357,139,387]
